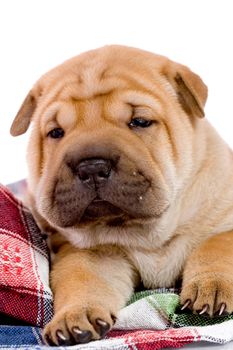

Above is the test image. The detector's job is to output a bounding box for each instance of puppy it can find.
[10,46,233,345]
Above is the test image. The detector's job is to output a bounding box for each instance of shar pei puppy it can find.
[10,45,233,345]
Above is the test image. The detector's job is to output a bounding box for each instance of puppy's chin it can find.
[56,199,133,228]
[37,183,170,229]
[81,200,125,222]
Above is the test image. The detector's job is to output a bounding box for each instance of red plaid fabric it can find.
[107,329,197,349]
[0,184,53,327]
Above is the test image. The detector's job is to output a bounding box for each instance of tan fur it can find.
[10,45,233,345]
[181,231,233,316]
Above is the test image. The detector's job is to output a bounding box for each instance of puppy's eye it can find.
[128,118,153,128]
[47,128,65,139]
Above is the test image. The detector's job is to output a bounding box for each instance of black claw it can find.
[96,319,110,337]
[111,314,117,324]
[219,303,229,316]
[56,330,71,346]
[197,304,209,316]
[72,328,92,344]
[214,303,230,317]
[44,334,54,346]
[181,299,191,311]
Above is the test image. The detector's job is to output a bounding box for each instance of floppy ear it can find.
[163,62,208,119]
[10,87,40,136]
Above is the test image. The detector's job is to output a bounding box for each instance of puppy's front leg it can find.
[181,231,233,316]
[43,236,137,346]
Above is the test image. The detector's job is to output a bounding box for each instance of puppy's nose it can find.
[76,158,112,186]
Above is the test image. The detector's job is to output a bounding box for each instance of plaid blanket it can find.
[0,183,53,327]
[1,182,233,349]
[1,291,233,349]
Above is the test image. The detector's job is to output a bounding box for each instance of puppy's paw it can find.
[180,273,233,317]
[43,304,116,346]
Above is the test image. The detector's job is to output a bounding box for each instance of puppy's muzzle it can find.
[70,158,112,189]
[46,143,168,228]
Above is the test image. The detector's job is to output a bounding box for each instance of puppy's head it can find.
[11,46,207,243]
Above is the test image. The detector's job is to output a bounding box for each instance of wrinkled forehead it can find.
[39,89,164,135]
[39,47,171,101]
[36,51,172,130]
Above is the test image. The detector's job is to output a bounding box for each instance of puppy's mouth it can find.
[44,158,169,228]
[81,198,124,223]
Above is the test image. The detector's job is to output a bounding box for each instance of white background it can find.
[1,0,233,184]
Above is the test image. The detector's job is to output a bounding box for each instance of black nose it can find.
[75,158,112,186]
